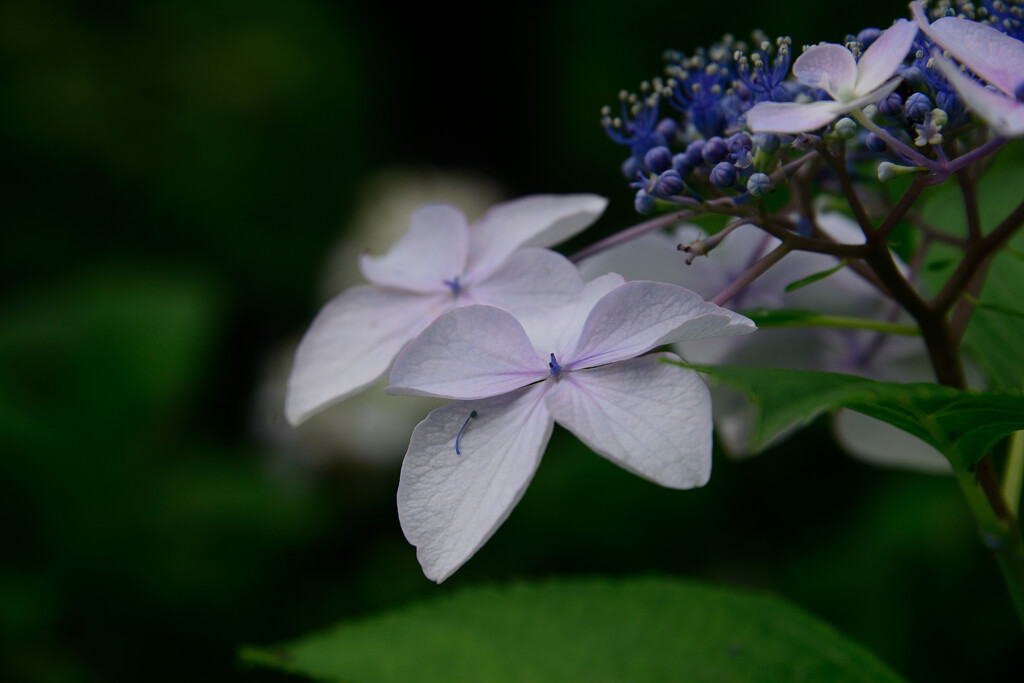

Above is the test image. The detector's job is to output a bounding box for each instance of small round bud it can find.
[672,152,694,176]
[857,27,882,48]
[634,189,655,214]
[683,139,706,167]
[746,172,772,197]
[904,92,932,121]
[865,132,887,152]
[710,161,737,187]
[833,117,857,139]
[701,136,729,165]
[656,117,679,138]
[621,157,640,178]
[878,91,903,118]
[653,170,685,197]
[900,65,925,89]
[644,146,673,173]
[1016,80,1024,103]
[930,107,948,129]
[877,162,898,182]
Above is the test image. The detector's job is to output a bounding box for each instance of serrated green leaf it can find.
[784,259,848,292]
[682,363,1024,468]
[241,576,904,683]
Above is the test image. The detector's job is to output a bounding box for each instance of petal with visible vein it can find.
[398,385,553,582]
[388,305,547,399]
[745,100,845,134]
[359,203,470,292]
[568,281,756,370]
[285,286,444,425]
[855,19,918,94]
[546,353,712,488]
[793,43,858,96]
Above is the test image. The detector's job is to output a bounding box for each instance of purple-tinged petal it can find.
[936,56,1024,136]
[745,101,845,134]
[285,286,445,425]
[463,194,608,282]
[855,19,918,94]
[567,281,756,370]
[359,203,470,293]
[398,385,553,582]
[793,43,858,97]
[546,353,712,488]
[521,272,627,362]
[387,305,547,399]
[463,247,585,314]
[927,16,1024,96]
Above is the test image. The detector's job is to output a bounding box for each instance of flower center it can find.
[443,276,462,294]
[548,353,563,377]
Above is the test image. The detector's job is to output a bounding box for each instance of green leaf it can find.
[743,308,919,335]
[241,576,904,683]
[682,363,1024,468]
[784,259,848,292]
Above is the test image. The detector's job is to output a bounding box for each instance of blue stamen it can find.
[455,410,478,455]
[548,353,563,377]
[444,276,461,294]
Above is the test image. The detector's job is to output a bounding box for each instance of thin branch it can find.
[711,242,793,306]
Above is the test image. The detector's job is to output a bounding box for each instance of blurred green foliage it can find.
[1,0,1021,681]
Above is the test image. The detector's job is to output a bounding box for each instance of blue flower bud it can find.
[754,133,781,155]
[1016,81,1024,103]
[746,172,772,197]
[899,65,925,89]
[634,189,655,214]
[857,27,882,48]
[656,118,679,138]
[795,217,813,237]
[644,146,673,173]
[878,91,903,118]
[865,132,887,152]
[683,139,706,168]
[672,152,694,176]
[709,161,737,187]
[653,169,685,197]
[904,92,932,122]
[701,136,729,165]
[621,156,640,178]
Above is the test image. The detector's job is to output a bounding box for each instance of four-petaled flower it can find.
[746,19,919,134]
[285,194,608,425]
[911,1,1024,137]
[386,275,755,581]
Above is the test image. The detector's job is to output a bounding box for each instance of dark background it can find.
[2,1,1021,680]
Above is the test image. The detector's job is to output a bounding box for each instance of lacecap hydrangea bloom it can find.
[387,274,755,581]
[285,194,607,425]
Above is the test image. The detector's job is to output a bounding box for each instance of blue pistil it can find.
[444,276,462,294]
[548,353,563,377]
[455,410,478,455]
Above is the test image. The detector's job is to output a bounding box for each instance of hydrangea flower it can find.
[386,276,755,581]
[285,194,607,426]
[912,2,1024,137]
[746,20,919,133]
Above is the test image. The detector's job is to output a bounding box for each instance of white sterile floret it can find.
[285,194,608,426]
[746,19,919,134]
[386,277,755,582]
[912,1,1024,137]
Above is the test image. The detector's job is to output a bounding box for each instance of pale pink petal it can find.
[546,353,712,488]
[285,286,445,425]
[745,100,845,133]
[793,43,858,96]
[359,203,470,292]
[397,385,554,582]
[936,56,1024,136]
[568,281,756,370]
[463,194,607,282]
[463,247,585,313]
[928,16,1024,95]
[387,305,547,399]
[855,20,918,94]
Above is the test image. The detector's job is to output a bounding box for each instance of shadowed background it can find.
[1,1,1021,680]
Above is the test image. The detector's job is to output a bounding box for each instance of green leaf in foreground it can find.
[242,576,903,683]
[680,363,1024,468]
